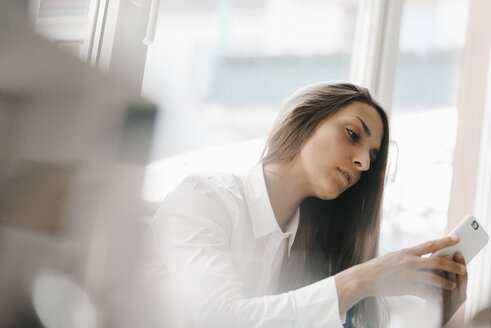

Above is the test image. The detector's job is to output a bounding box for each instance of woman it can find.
[153,82,467,327]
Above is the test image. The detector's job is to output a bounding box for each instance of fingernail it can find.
[452,282,457,289]
[451,235,459,242]
[460,266,466,273]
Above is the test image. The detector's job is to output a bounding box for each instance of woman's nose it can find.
[353,151,370,171]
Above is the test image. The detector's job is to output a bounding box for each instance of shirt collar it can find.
[243,164,299,254]
[243,164,278,239]
[285,207,299,256]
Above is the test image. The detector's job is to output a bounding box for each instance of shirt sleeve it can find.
[152,176,345,328]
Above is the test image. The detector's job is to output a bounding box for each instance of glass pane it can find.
[381,0,468,253]
[31,0,91,58]
[142,0,359,161]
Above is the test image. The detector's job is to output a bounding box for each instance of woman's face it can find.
[298,101,384,200]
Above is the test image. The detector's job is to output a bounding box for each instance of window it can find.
[31,0,91,58]
[142,0,360,161]
[381,0,469,253]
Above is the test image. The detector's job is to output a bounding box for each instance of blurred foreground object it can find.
[0,1,157,327]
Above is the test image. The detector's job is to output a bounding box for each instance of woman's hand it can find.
[363,236,466,298]
[335,236,467,314]
[439,252,467,327]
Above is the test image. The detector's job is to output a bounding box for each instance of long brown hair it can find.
[261,82,390,327]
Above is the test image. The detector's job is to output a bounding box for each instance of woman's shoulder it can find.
[155,170,248,235]
[161,170,246,214]
[176,170,244,197]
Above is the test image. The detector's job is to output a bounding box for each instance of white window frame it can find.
[350,0,404,110]
[439,0,491,323]
[82,0,159,94]
[466,29,491,323]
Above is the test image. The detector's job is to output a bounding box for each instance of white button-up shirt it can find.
[152,164,345,327]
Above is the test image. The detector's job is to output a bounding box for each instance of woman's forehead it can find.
[327,102,384,142]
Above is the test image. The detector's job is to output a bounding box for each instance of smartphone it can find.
[431,215,489,263]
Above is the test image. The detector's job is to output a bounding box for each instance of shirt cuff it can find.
[340,310,347,324]
[290,276,345,328]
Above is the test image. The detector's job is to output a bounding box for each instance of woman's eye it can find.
[346,129,360,142]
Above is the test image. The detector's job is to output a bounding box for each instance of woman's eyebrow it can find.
[352,116,371,137]
[351,116,380,161]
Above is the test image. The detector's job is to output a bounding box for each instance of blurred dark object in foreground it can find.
[0,161,75,234]
[0,1,157,327]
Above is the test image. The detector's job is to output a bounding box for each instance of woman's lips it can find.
[338,168,350,187]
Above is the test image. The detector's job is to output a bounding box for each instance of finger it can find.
[431,269,445,277]
[418,255,466,274]
[453,252,468,284]
[415,271,457,291]
[444,255,457,283]
[409,235,459,256]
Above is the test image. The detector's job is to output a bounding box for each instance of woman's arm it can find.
[155,214,344,328]
[335,236,467,318]
[153,178,346,328]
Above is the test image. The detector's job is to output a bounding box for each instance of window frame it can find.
[350,0,404,109]
[82,0,158,94]
[458,0,491,322]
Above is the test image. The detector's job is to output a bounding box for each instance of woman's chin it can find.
[316,187,342,201]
